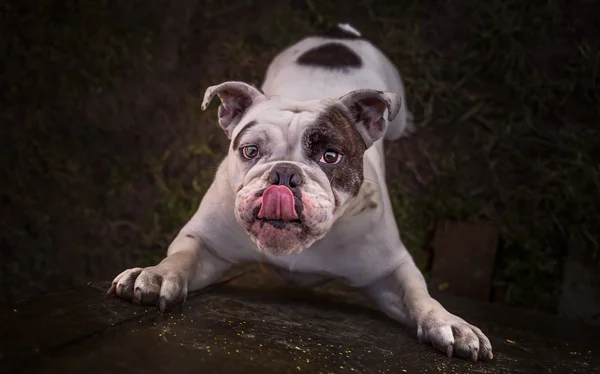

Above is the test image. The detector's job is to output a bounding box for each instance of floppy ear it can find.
[339,89,401,147]
[201,81,266,138]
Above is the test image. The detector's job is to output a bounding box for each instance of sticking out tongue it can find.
[258,185,299,221]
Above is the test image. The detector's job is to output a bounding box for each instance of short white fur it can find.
[109,24,493,362]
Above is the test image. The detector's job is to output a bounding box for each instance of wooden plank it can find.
[1,270,599,374]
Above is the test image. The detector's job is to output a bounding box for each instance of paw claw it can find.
[159,296,167,313]
[418,310,492,362]
[106,284,116,295]
[110,267,187,309]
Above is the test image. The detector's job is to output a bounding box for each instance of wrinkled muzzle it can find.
[234,164,334,256]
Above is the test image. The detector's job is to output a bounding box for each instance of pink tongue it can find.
[258,185,298,221]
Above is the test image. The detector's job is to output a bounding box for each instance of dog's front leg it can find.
[362,255,493,361]
[107,234,231,312]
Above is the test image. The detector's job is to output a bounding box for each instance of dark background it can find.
[1,0,598,323]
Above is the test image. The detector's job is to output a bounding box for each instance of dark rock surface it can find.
[1,268,598,374]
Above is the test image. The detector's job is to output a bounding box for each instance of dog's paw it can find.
[417,310,493,362]
[107,266,188,312]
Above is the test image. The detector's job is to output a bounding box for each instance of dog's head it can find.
[201,81,401,256]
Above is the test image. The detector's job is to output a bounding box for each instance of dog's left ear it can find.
[339,89,401,147]
[201,81,266,138]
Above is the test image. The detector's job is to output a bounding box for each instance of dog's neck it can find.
[333,179,380,220]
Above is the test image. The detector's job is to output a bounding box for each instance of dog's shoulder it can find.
[342,179,380,217]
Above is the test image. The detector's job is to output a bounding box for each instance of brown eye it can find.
[320,150,343,164]
[241,145,259,159]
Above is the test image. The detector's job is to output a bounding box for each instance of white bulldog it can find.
[108,23,493,362]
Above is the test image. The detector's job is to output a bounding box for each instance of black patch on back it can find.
[319,25,364,40]
[232,120,258,150]
[296,43,362,70]
[302,106,366,196]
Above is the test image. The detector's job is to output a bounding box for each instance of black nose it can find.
[268,164,303,188]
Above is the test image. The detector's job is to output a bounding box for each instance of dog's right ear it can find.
[201,81,266,138]
[338,89,401,148]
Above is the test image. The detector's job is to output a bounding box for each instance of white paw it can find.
[417,310,493,362]
[107,266,188,312]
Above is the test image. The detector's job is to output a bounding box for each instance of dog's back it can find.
[261,23,412,141]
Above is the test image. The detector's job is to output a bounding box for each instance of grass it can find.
[1,0,598,315]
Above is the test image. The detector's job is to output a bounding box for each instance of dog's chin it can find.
[248,218,316,256]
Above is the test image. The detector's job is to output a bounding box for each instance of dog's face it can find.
[201,81,401,256]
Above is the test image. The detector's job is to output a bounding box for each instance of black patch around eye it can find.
[296,43,362,70]
[302,106,366,196]
[305,132,340,161]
